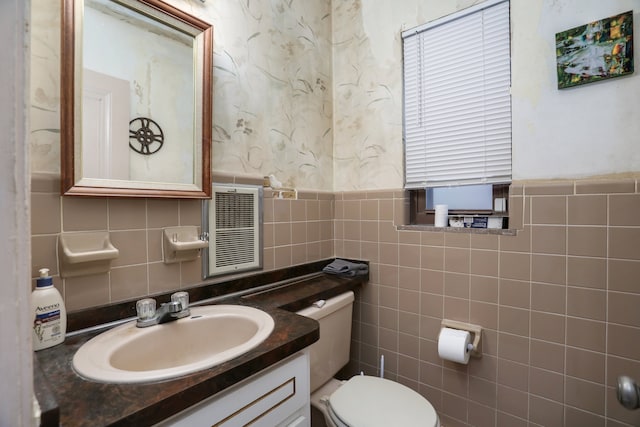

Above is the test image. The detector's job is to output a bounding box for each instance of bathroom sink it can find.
[72,305,274,384]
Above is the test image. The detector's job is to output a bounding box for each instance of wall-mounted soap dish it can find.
[58,231,119,278]
[162,226,209,264]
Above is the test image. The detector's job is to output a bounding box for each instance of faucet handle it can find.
[170,291,190,318]
[136,298,156,321]
[171,291,189,310]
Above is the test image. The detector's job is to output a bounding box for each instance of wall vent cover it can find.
[203,184,262,277]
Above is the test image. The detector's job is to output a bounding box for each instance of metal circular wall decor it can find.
[129,117,164,155]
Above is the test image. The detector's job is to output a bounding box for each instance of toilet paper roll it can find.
[434,204,448,227]
[438,327,471,364]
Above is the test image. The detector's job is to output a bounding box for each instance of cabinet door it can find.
[157,350,310,427]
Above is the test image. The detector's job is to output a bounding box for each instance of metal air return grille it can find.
[206,184,262,277]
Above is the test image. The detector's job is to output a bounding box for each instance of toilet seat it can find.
[327,376,439,427]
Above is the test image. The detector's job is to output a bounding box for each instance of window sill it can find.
[398,224,517,236]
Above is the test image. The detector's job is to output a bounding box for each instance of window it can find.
[402,0,511,226]
[426,184,494,210]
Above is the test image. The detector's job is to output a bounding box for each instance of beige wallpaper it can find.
[207,0,334,190]
[30,0,61,174]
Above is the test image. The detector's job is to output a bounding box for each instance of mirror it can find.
[61,0,212,198]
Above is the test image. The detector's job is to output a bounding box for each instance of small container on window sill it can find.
[449,217,465,228]
[434,204,448,227]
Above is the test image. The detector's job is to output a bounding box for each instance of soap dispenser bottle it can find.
[31,268,66,351]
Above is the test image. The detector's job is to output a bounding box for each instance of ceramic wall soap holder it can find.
[58,231,119,278]
[162,226,209,264]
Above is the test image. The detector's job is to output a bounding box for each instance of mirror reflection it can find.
[61,0,212,198]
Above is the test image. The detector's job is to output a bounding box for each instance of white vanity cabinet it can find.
[156,350,310,427]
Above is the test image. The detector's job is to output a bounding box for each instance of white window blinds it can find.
[402,0,511,189]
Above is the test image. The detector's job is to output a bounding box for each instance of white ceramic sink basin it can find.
[73,305,274,384]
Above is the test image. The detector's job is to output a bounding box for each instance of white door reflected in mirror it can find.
[82,69,130,181]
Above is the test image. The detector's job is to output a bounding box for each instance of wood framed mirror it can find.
[61,0,212,198]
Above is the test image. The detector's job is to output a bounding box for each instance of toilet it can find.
[297,291,440,427]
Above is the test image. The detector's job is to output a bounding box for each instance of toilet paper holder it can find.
[441,319,482,358]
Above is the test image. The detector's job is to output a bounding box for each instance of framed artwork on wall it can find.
[555,11,634,89]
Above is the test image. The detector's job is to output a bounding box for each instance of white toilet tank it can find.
[296,291,354,393]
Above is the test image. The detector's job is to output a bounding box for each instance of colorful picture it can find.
[556,11,634,89]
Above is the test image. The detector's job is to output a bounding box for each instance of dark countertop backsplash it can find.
[34,259,367,426]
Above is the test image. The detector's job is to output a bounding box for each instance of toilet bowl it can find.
[297,291,440,427]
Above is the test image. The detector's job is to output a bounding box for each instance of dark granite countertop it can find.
[35,260,367,427]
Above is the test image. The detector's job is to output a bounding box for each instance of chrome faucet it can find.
[135,291,191,328]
